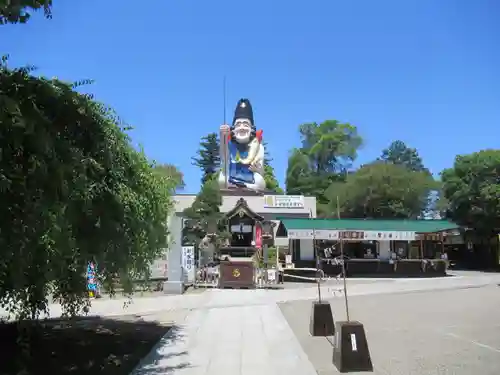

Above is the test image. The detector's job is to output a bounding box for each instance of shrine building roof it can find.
[277,218,460,234]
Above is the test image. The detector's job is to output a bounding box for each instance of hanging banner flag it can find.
[255,223,262,249]
[87,262,98,297]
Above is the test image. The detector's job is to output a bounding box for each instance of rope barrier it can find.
[282,269,342,282]
[283,273,339,282]
[282,268,344,296]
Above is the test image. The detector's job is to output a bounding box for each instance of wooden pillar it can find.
[440,232,444,254]
[420,236,424,259]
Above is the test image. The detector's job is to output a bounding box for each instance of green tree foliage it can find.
[325,162,437,219]
[379,140,435,216]
[286,148,320,194]
[441,150,500,234]
[182,178,229,249]
[264,164,283,194]
[262,141,283,194]
[153,163,185,192]
[286,120,362,203]
[192,133,220,185]
[0,62,174,319]
[379,140,429,174]
[433,190,450,219]
[0,0,52,24]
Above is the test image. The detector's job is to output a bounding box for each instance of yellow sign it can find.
[232,268,240,278]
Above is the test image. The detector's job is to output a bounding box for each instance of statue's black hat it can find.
[232,98,254,127]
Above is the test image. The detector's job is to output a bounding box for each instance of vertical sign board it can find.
[182,246,195,283]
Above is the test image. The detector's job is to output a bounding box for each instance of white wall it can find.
[300,239,315,260]
[173,194,318,217]
[378,241,391,260]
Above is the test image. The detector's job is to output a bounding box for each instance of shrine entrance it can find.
[225,198,264,250]
[218,198,265,289]
[230,214,254,247]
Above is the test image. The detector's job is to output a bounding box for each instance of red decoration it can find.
[255,223,262,249]
[256,129,263,142]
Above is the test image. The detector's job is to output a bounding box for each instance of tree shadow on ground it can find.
[0,315,189,375]
[131,324,192,375]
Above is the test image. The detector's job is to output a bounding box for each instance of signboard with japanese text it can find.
[287,229,314,239]
[313,230,339,240]
[287,229,416,241]
[364,231,416,241]
[264,195,305,209]
[339,231,365,240]
[182,246,195,283]
[416,233,443,241]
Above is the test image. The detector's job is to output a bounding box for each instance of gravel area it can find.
[279,284,500,375]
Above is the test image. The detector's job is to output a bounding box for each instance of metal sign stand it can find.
[332,196,373,372]
[339,238,350,321]
[309,229,335,337]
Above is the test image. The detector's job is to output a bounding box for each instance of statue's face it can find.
[233,118,252,143]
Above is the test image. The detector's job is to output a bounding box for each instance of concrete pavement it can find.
[280,284,500,375]
[128,273,500,375]
[3,272,499,319]
[132,303,317,375]
[3,273,500,374]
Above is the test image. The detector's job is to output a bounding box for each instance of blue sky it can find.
[2,0,499,193]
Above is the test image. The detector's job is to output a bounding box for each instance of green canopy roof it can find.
[277,218,460,234]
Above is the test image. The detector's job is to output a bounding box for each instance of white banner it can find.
[181,246,195,283]
[264,195,305,208]
[313,230,340,240]
[287,229,314,239]
[267,269,276,282]
[364,231,416,241]
[287,230,416,241]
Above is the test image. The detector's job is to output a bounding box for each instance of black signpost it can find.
[309,229,335,337]
[332,197,373,372]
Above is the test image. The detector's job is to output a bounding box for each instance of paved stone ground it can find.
[10,272,495,320]
[132,303,318,375]
[127,273,500,375]
[279,284,500,375]
[3,273,500,374]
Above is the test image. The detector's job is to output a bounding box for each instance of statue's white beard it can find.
[234,133,250,143]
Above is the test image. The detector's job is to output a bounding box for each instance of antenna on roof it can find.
[221,76,229,189]
[223,75,227,125]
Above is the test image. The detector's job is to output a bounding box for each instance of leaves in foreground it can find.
[0,60,174,320]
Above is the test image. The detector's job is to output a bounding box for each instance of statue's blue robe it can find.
[228,141,255,185]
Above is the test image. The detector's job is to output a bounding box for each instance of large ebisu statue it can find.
[218,98,266,192]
